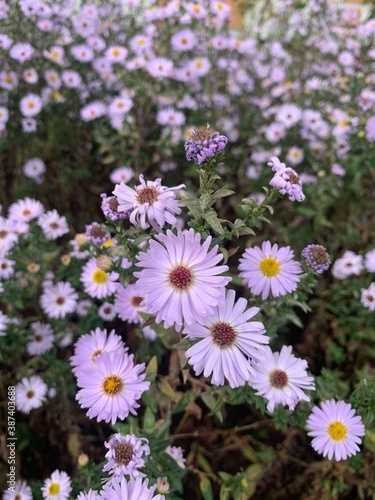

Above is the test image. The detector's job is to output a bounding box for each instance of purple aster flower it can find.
[184,289,269,388]
[77,490,99,500]
[20,93,42,117]
[76,351,150,425]
[361,282,375,311]
[239,241,302,300]
[41,469,72,500]
[268,157,305,202]
[301,244,330,273]
[103,433,150,477]
[113,174,185,231]
[80,257,119,299]
[15,375,48,414]
[3,480,32,500]
[134,229,231,330]
[331,251,363,279]
[249,345,315,412]
[85,222,111,246]
[365,115,375,141]
[184,127,228,165]
[164,446,186,469]
[306,400,365,461]
[114,284,146,324]
[365,249,375,272]
[70,327,127,377]
[40,281,78,318]
[99,476,164,500]
[100,193,131,221]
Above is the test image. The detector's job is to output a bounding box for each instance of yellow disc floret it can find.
[259,257,281,277]
[328,421,347,441]
[92,269,108,284]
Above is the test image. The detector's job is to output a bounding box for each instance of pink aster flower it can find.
[98,302,116,321]
[99,476,164,500]
[134,229,231,330]
[361,282,375,311]
[9,42,34,63]
[331,251,363,279]
[80,101,107,121]
[15,375,48,413]
[249,345,315,412]
[114,284,146,324]
[0,217,19,257]
[76,490,99,500]
[20,93,42,117]
[22,158,46,181]
[41,469,72,500]
[76,351,150,425]
[3,480,32,500]
[0,257,15,279]
[239,241,302,300]
[40,281,78,319]
[306,400,365,461]
[37,209,69,240]
[110,166,134,184]
[80,257,119,299]
[8,198,43,225]
[184,289,269,388]
[268,157,305,202]
[146,56,173,79]
[70,327,127,377]
[365,249,375,272]
[165,445,186,468]
[113,174,185,231]
[27,322,55,356]
[103,433,150,478]
[170,29,197,51]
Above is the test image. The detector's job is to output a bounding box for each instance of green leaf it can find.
[199,476,214,500]
[203,209,224,235]
[143,407,156,433]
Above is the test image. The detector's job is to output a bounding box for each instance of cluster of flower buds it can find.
[268,156,305,202]
[184,126,228,165]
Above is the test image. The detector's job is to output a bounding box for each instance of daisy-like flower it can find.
[249,345,315,412]
[239,241,302,300]
[361,282,375,311]
[306,400,365,461]
[268,157,305,202]
[20,93,42,117]
[170,29,197,51]
[301,244,330,274]
[114,284,146,324]
[41,469,72,500]
[364,249,375,272]
[0,257,15,279]
[134,229,231,330]
[8,197,44,223]
[3,480,33,500]
[164,445,186,469]
[110,166,134,184]
[15,375,48,413]
[0,217,18,257]
[331,251,363,279]
[80,257,119,299]
[146,56,173,79]
[37,210,69,240]
[98,302,117,321]
[85,222,111,246]
[113,174,185,231]
[100,194,130,221]
[23,157,46,181]
[27,322,55,356]
[70,327,127,377]
[76,351,150,425]
[184,289,269,388]
[0,310,9,336]
[99,476,164,500]
[40,281,78,319]
[103,433,150,477]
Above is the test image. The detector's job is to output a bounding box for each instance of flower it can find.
[41,470,72,500]
[99,476,164,500]
[114,284,146,324]
[3,480,33,500]
[184,289,269,388]
[0,310,9,336]
[98,302,117,321]
[331,251,363,279]
[85,222,111,246]
[40,281,78,319]
[76,351,150,425]
[239,241,302,300]
[184,127,228,165]
[27,322,55,356]
[0,217,19,257]
[134,229,231,330]
[7,197,44,222]
[249,345,315,412]
[164,445,186,469]
[113,174,185,231]
[364,249,375,272]
[15,375,48,413]
[361,282,375,311]
[103,433,150,477]
[306,400,365,461]
[301,244,330,273]
[76,490,99,500]
[0,257,15,279]
[268,157,305,202]
[70,327,127,377]
[100,193,130,221]
[110,166,134,184]
[37,210,69,240]
[80,257,119,299]
[20,93,42,117]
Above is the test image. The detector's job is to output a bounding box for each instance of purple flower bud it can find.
[301,244,330,273]
[185,127,228,165]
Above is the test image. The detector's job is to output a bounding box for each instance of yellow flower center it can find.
[102,375,124,395]
[193,4,201,12]
[328,421,347,441]
[92,269,108,284]
[259,257,281,277]
[27,102,35,108]
[48,483,60,496]
[102,238,114,248]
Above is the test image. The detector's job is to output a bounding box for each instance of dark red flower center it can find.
[169,266,192,289]
[131,296,144,307]
[269,369,288,389]
[211,322,236,348]
[114,443,134,465]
